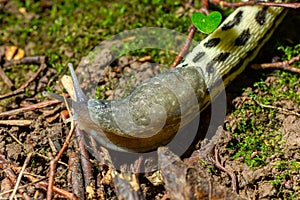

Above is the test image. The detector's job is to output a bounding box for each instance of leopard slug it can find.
[48,4,287,152]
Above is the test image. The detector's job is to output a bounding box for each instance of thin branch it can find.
[36,152,68,167]
[6,131,22,146]
[170,25,197,69]
[0,99,61,118]
[9,153,33,200]
[210,0,300,9]
[252,53,300,74]
[47,122,76,200]
[200,0,210,15]
[68,152,85,199]
[214,148,238,193]
[3,56,46,67]
[75,128,95,190]
[256,1,300,9]
[252,97,300,117]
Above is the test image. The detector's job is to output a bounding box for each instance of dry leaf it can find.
[5,46,25,61]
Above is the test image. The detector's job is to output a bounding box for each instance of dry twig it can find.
[251,97,300,117]
[210,0,300,9]
[200,0,210,15]
[252,53,300,74]
[75,128,95,193]
[9,153,33,200]
[47,122,77,200]
[0,99,61,118]
[214,148,238,193]
[170,25,197,69]
[68,152,85,199]
[3,56,46,67]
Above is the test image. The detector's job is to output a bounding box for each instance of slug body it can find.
[50,4,287,152]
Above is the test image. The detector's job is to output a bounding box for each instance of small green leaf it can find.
[191,11,222,34]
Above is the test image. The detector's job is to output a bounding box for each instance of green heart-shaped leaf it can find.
[192,11,222,34]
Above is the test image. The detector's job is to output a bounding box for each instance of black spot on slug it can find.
[206,52,230,74]
[223,33,267,82]
[206,61,215,74]
[235,28,251,46]
[204,38,221,48]
[214,52,230,62]
[181,63,188,67]
[192,52,205,63]
[255,7,268,26]
[222,11,243,31]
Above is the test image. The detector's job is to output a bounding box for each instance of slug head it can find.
[47,64,129,151]
[46,63,94,128]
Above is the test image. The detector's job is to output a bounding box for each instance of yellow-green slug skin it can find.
[50,4,287,153]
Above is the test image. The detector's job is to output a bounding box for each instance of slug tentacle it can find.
[68,63,88,103]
